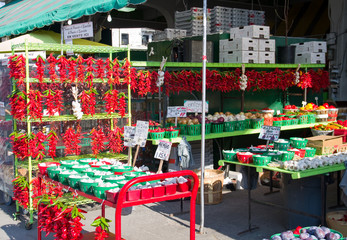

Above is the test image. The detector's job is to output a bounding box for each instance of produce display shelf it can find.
[38,170,199,240]
[20,113,129,123]
[131,61,325,69]
[183,122,330,141]
[218,160,345,179]
[27,77,125,83]
[148,137,182,145]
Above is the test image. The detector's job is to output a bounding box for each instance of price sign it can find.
[258,125,281,141]
[184,100,208,113]
[154,140,172,161]
[167,106,187,118]
[134,120,149,147]
[124,126,136,147]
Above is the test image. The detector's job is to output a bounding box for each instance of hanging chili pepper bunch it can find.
[33,55,46,84]
[117,93,127,117]
[47,54,58,83]
[27,89,44,121]
[57,56,69,83]
[136,70,152,96]
[80,87,97,116]
[95,59,105,80]
[63,128,82,156]
[9,90,27,121]
[44,89,64,116]
[76,55,85,83]
[85,57,96,87]
[297,71,312,89]
[28,131,46,161]
[12,176,29,209]
[10,131,28,160]
[68,57,77,83]
[8,54,26,87]
[107,126,124,153]
[90,128,106,157]
[47,130,58,160]
[104,89,119,114]
[122,59,137,90]
[31,177,63,210]
[91,216,111,240]
[309,69,330,92]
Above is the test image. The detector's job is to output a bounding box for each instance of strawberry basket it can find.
[236,152,253,164]
[187,124,201,135]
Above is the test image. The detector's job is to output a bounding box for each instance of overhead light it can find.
[67,19,72,25]
[107,12,112,22]
[118,7,136,12]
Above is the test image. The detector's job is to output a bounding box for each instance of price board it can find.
[258,125,281,141]
[124,126,136,147]
[154,140,172,161]
[184,100,208,113]
[134,120,149,147]
[167,106,187,118]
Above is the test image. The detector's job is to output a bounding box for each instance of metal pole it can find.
[199,0,207,234]
[60,22,64,56]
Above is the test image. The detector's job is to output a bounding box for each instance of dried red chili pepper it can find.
[8,54,26,87]
[68,57,77,83]
[44,89,64,116]
[63,128,82,156]
[76,55,85,83]
[107,127,124,153]
[85,57,95,87]
[57,55,69,83]
[33,55,46,84]
[95,59,105,80]
[116,93,127,117]
[80,88,97,116]
[137,70,152,96]
[112,58,121,85]
[12,176,29,209]
[9,90,27,121]
[47,54,58,83]
[103,89,119,114]
[90,128,106,157]
[10,131,28,160]
[27,89,43,121]
[47,130,58,160]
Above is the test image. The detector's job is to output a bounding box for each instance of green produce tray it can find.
[244,119,251,129]
[79,181,99,195]
[272,121,282,127]
[150,131,165,140]
[235,120,246,131]
[299,115,308,124]
[187,124,201,135]
[307,114,316,124]
[304,147,316,157]
[165,130,179,139]
[224,121,236,132]
[205,123,211,134]
[212,123,224,133]
[177,124,187,135]
[93,185,119,199]
[251,118,264,129]
[281,120,290,126]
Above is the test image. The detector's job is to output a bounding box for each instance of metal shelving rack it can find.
[10,41,132,229]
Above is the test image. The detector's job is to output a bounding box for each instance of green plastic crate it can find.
[235,120,246,131]
[205,123,212,134]
[165,130,179,139]
[298,115,308,124]
[290,119,299,125]
[244,119,251,129]
[188,124,201,135]
[252,155,271,166]
[150,131,165,140]
[212,123,224,133]
[307,114,316,124]
[304,147,316,157]
[282,120,290,126]
[177,124,187,135]
[273,121,282,127]
[251,118,264,129]
[280,151,295,161]
[224,121,236,132]
[273,140,290,151]
[290,137,308,149]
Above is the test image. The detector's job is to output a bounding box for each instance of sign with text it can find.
[124,126,136,147]
[258,125,281,141]
[167,106,187,118]
[184,100,208,113]
[134,120,149,147]
[154,140,172,161]
[65,39,74,56]
[63,21,93,40]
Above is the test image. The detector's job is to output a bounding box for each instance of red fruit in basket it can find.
[323,103,330,108]
[284,105,291,109]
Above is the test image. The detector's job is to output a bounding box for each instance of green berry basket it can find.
[71,165,90,173]
[93,184,119,199]
[298,115,308,124]
[282,120,291,126]
[290,118,299,125]
[78,158,96,165]
[165,130,179,139]
[150,131,165,140]
[245,119,251,129]
[272,121,282,127]
[265,151,282,161]
[252,155,272,166]
[177,124,188,135]
[212,122,224,133]
[280,151,295,161]
[68,175,88,190]
[223,121,236,132]
[304,147,316,157]
[307,114,316,124]
[187,124,201,135]
[222,150,237,161]
[289,137,308,149]
[205,123,212,134]
[47,167,62,181]
[273,139,290,151]
[93,173,114,180]
[58,171,73,185]
[251,118,264,129]
[79,181,99,195]
[111,165,133,173]
[149,125,160,130]
[81,169,95,177]
[99,165,112,172]
[60,160,80,169]
[235,120,246,131]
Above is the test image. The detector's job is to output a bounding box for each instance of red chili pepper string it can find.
[95,226,109,240]
[85,57,95,87]
[117,94,127,117]
[10,91,27,121]
[47,54,58,83]
[80,88,97,116]
[104,89,119,114]
[107,127,124,153]
[76,55,85,83]
[298,71,312,89]
[90,128,106,157]
[112,58,121,85]
[68,57,77,83]
[105,58,114,84]
[63,128,82,156]
[10,132,28,160]
[44,89,64,116]
[12,176,29,209]
[95,59,105,80]
[33,55,46,84]
[27,90,43,121]
[57,56,69,83]
[8,54,26,87]
[47,130,58,160]
[150,71,159,94]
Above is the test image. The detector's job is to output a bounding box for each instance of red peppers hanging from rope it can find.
[63,128,81,156]
[80,87,97,116]
[90,128,106,157]
[107,126,124,153]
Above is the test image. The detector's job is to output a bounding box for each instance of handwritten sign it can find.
[154,140,172,161]
[124,126,136,147]
[184,100,208,113]
[63,21,93,40]
[258,125,281,141]
[167,106,187,118]
[134,121,149,147]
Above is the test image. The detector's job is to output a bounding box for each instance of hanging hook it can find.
[241,64,246,75]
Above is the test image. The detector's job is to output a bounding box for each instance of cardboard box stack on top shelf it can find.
[219,25,275,63]
[175,7,212,36]
[292,41,327,64]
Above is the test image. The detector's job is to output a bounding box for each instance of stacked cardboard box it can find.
[175,7,211,36]
[152,28,187,41]
[220,25,275,63]
[292,41,327,64]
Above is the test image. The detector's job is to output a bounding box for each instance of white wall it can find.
[111,28,155,49]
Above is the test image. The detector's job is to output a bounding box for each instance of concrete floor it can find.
[0,177,343,240]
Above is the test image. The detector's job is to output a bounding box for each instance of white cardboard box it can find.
[230,25,270,39]
[259,51,275,64]
[258,39,276,52]
[227,38,258,51]
[292,41,327,53]
[220,50,258,63]
[295,52,326,64]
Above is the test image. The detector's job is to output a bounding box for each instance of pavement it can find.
[0,178,342,240]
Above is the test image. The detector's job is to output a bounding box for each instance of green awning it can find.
[0,0,146,38]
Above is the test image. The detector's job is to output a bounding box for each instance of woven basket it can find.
[194,169,224,205]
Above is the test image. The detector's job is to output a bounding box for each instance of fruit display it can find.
[266,226,344,240]
[312,123,344,131]
[300,102,318,111]
[337,120,347,128]
[283,105,299,114]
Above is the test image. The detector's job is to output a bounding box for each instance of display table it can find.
[218,159,346,233]
[37,170,199,240]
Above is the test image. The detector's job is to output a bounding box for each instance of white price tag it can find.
[167,106,187,118]
[184,100,208,113]
[124,126,136,147]
[0,102,5,117]
[134,121,149,147]
[154,140,172,161]
[258,126,281,141]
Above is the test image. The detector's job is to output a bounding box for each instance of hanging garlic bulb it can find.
[71,86,83,120]
[239,74,248,91]
[294,71,300,84]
